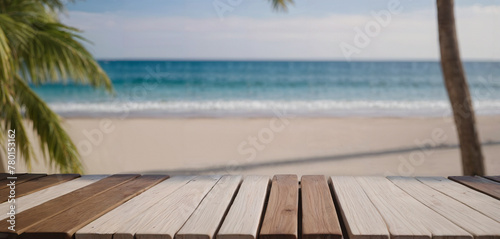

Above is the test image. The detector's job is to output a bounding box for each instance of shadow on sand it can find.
[142,141,500,175]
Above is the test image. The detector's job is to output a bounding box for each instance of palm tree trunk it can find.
[436,0,485,176]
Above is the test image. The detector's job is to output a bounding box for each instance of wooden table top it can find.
[0,174,499,239]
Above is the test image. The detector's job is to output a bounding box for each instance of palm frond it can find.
[18,22,112,91]
[0,18,13,81]
[0,81,34,170]
[1,0,112,91]
[0,0,110,173]
[14,75,82,173]
[269,0,294,11]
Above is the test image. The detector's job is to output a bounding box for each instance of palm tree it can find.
[436,0,484,176]
[269,0,485,175]
[0,0,112,173]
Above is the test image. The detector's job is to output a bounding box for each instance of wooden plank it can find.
[389,177,500,238]
[449,176,500,200]
[260,175,299,239]
[0,174,78,202]
[485,176,500,183]
[20,175,168,239]
[417,177,500,223]
[0,173,26,181]
[301,175,341,239]
[113,175,220,239]
[0,173,46,189]
[0,174,139,237]
[0,173,10,180]
[176,175,242,239]
[356,177,471,239]
[217,176,270,239]
[0,173,45,187]
[0,175,108,220]
[330,176,388,239]
[75,176,196,239]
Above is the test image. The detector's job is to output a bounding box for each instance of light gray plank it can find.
[113,175,221,239]
[176,175,242,239]
[389,176,500,238]
[216,175,270,239]
[357,177,471,239]
[417,177,500,223]
[330,176,389,239]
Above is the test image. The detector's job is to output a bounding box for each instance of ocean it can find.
[32,61,500,117]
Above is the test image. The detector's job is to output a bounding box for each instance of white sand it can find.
[15,116,500,176]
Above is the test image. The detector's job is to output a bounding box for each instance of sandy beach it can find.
[16,115,500,176]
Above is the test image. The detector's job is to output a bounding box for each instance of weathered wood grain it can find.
[0,175,107,220]
[0,174,139,237]
[449,176,500,200]
[176,175,242,239]
[0,173,47,190]
[2,174,497,239]
[0,174,79,202]
[75,176,195,239]
[484,176,500,183]
[417,177,500,223]
[260,175,299,239]
[301,175,341,239]
[20,175,168,239]
[389,176,500,238]
[330,176,388,239]
[113,175,221,239]
[357,177,471,239]
[217,175,270,239]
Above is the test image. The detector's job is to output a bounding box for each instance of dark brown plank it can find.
[260,174,299,239]
[0,173,26,181]
[449,176,500,200]
[0,174,78,202]
[0,174,46,189]
[0,174,139,237]
[301,175,342,239]
[21,175,168,239]
[0,173,24,182]
[485,176,500,183]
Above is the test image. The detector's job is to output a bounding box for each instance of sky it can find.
[62,0,500,60]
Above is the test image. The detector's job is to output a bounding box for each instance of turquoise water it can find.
[32,61,500,117]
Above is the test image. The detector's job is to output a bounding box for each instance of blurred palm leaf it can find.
[269,0,294,11]
[0,0,112,173]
